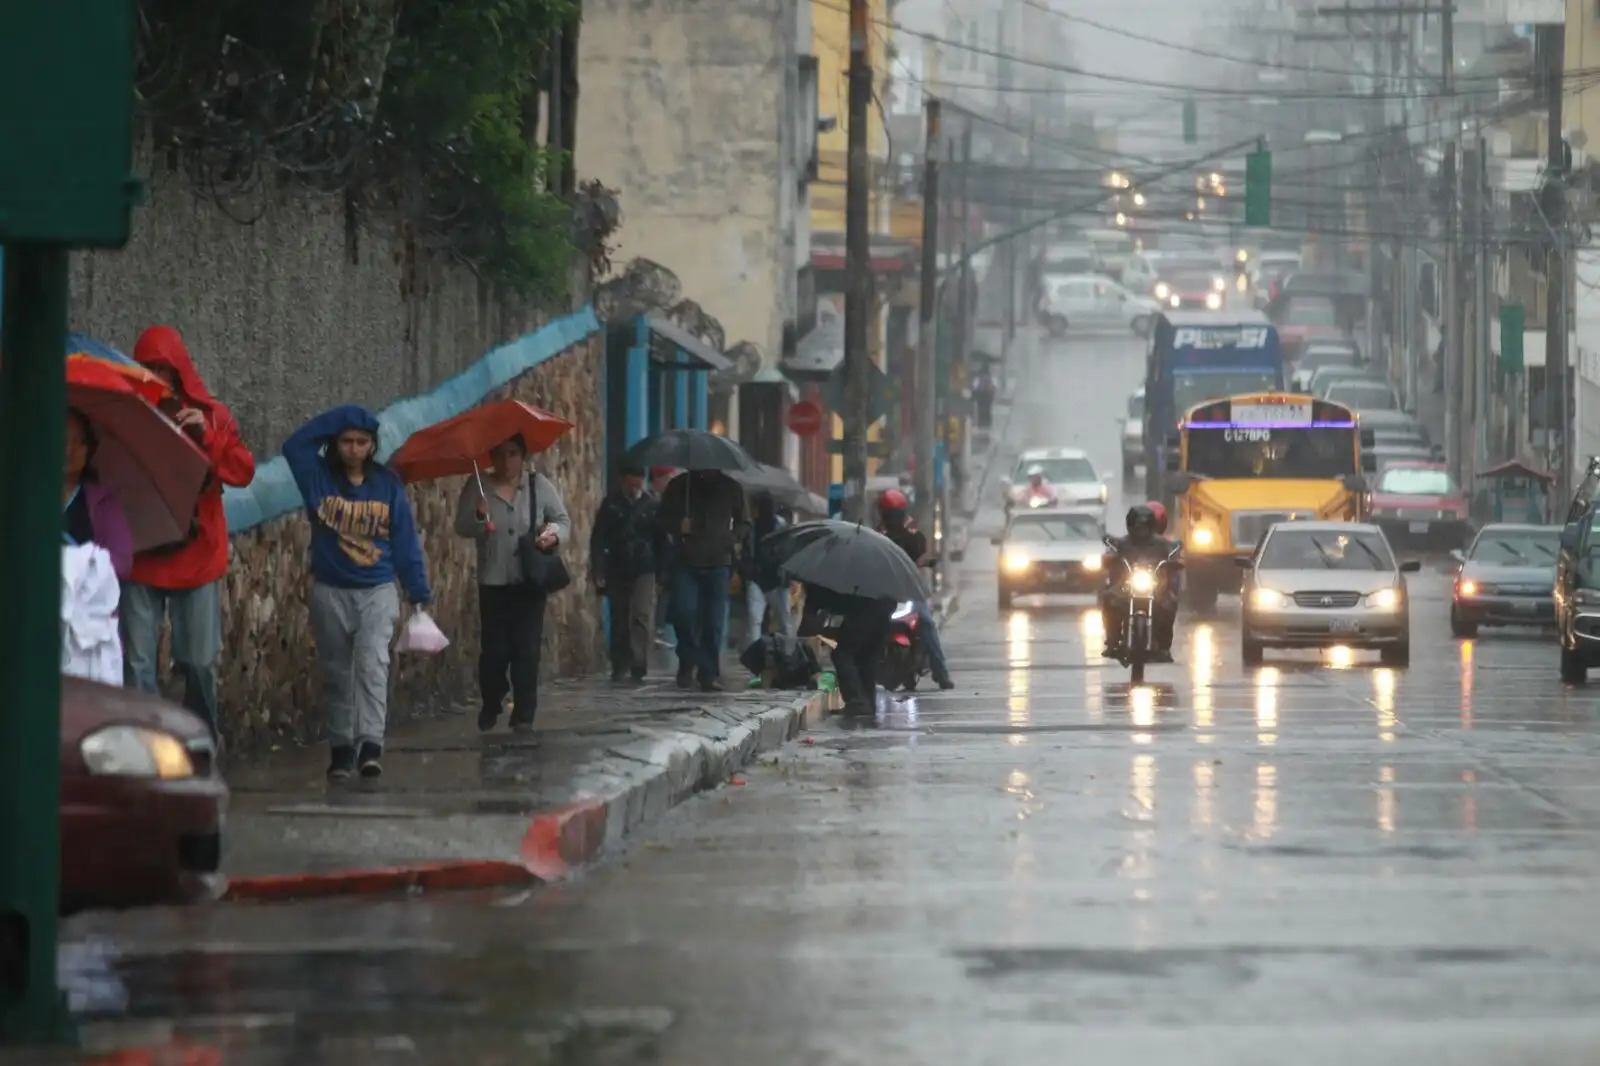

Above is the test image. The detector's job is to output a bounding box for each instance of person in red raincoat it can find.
[119,326,256,740]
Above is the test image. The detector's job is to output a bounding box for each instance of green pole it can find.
[0,246,75,1044]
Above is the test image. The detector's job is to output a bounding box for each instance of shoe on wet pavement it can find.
[676,668,695,689]
[356,743,383,779]
[477,706,499,733]
[700,677,724,693]
[326,744,356,782]
[935,675,955,690]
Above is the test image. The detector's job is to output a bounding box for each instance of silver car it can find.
[1449,523,1560,636]
[1238,521,1421,667]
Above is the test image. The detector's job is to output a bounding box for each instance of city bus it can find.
[1164,392,1377,609]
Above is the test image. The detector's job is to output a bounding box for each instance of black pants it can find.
[975,393,994,430]
[833,603,892,709]
[479,583,547,725]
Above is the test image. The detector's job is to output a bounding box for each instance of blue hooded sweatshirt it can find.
[283,405,432,604]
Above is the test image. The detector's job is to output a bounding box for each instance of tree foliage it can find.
[137,0,587,300]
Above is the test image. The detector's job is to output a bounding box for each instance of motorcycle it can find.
[1102,536,1183,683]
[882,599,929,691]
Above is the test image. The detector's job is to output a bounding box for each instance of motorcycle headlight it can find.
[1154,282,1170,299]
[80,726,196,779]
[891,600,915,620]
[1128,569,1156,594]
[1213,275,1227,291]
[1002,551,1034,573]
[1369,587,1401,611]
[1205,292,1223,310]
[1250,588,1288,610]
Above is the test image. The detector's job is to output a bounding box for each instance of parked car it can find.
[60,677,227,914]
[1368,461,1471,549]
[1324,377,1402,412]
[1119,386,1145,477]
[993,511,1107,609]
[1308,365,1379,397]
[1449,523,1560,637]
[1037,274,1159,337]
[1239,521,1420,667]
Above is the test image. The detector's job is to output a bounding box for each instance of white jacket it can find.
[62,543,122,687]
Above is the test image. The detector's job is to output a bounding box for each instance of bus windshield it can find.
[1174,372,1280,414]
[1185,424,1358,479]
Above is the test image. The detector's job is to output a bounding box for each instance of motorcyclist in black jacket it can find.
[1099,504,1181,661]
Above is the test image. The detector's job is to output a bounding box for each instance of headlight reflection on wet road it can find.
[1007,611,1031,734]
[1192,759,1216,829]
[1377,765,1397,835]
[1256,666,1279,746]
[1459,639,1474,728]
[1373,667,1396,742]
[1082,609,1105,724]
[1192,624,1216,742]
[1253,764,1278,841]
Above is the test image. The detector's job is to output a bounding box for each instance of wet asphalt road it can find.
[54,328,1600,1065]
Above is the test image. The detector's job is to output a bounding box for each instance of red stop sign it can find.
[785,400,823,436]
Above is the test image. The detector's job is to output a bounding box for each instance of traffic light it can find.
[1245,149,1271,227]
[1182,99,1197,144]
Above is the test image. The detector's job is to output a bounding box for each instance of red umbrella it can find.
[67,359,211,553]
[389,399,574,484]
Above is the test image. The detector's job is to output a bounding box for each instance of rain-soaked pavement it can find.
[49,329,1600,1064]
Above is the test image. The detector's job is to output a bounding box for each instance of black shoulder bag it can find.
[516,473,573,594]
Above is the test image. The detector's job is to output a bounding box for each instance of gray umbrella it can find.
[730,463,828,514]
[764,520,926,601]
[622,428,757,472]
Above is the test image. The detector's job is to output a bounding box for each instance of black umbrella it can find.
[730,463,828,514]
[764,520,927,601]
[623,428,757,472]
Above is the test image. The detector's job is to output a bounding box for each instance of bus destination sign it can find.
[1230,400,1312,424]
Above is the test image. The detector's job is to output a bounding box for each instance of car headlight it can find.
[1191,527,1214,548]
[1456,579,1479,598]
[1169,294,1181,308]
[1212,276,1227,291]
[80,726,195,779]
[1205,292,1222,310]
[1368,587,1401,611]
[1098,483,1108,503]
[1081,555,1103,572]
[1002,551,1034,573]
[1236,249,1249,263]
[1128,569,1155,594]
[1250,588,1288,610]
[1154,282,1170,299]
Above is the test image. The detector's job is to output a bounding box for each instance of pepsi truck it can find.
[1141,310,1286,503]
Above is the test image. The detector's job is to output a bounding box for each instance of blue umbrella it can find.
[66,332,135,365]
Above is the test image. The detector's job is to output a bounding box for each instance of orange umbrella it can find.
[67,353,172,406]
[389,399,574,484]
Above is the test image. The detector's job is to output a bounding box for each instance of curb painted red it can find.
[223,858,537,903]
[518,797,611,880]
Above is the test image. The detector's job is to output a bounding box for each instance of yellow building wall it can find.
[811,0,890,234]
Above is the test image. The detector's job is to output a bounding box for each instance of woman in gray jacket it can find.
[454,433,571,733]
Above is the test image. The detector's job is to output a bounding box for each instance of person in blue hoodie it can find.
[284,405,433,781]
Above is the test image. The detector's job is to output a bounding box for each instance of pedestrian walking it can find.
[659,468,748,691]
[284,405,433,780]
[454,433,571,733]
[590,463,664,681]
[121,326,256,743]
[650,465,678,646]
[972,363,996,433]
[742,492,794,647]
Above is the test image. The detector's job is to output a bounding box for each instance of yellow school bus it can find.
[1164,392,1376,608]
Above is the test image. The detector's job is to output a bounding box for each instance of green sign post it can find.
[1500,303,1525,375]
[0,0,138,1045]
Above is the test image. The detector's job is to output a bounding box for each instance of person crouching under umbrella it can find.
[803,582,895,714]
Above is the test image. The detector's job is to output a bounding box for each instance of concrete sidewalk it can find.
[219,668,833,900]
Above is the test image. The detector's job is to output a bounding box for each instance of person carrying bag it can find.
[454,433,571,734]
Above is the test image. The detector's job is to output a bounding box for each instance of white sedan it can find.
[1037,274,1159,338]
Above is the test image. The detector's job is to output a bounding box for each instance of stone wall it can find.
[69,152,607,749]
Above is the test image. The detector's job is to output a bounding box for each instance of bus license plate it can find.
[1329,619,1361,634]
[1408,521,1430,533]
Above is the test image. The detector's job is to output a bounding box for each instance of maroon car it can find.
[1369,462,1472,550]
[60,677,227,913]
[1275,295,1347,361]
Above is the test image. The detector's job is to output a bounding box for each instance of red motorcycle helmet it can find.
[879,488,910,513]
[1147,500,1169,533]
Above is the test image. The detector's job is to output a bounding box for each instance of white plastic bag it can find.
[395,609,450,654]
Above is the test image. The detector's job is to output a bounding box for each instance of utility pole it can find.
[841,0,873,521]
[1441,0,1462,486]
[952,121,973,510]
[1539,21,1570,491]
[1474,133,1492,475]
[914,99,942,540]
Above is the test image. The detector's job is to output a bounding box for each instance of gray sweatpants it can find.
[309,581,400,748]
